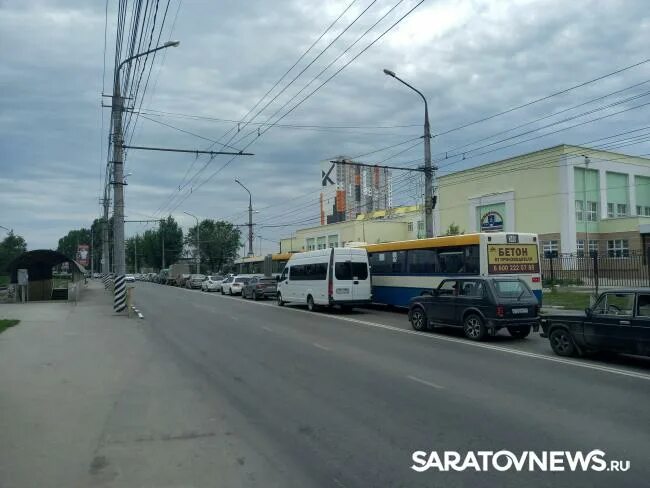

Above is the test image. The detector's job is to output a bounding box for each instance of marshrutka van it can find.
[277,247,372,311]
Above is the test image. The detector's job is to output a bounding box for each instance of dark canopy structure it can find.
[6,249,86,283]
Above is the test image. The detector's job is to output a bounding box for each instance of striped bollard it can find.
[113,275,127,312]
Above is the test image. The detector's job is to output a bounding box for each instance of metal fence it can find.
[541,251,650,290]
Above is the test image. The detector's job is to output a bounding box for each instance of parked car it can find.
[125,275,136,283]
[242,276,277,300]
[177,274,191,288]
[186,274,206,289]
[276,247,372,311]
[201,275,224,292]
[408,277,540,341]
[222,276,251,295]
[541,289,650,357]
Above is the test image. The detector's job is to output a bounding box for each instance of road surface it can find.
[131,282,650,487]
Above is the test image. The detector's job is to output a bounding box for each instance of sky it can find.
[1,0,650,255]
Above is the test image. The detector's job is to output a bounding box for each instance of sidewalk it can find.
[0,280,293,488]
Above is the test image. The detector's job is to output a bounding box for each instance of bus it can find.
[233,252,293,276]
[363,232,542,307]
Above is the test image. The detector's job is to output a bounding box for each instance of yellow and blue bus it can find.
[363,232,542,307]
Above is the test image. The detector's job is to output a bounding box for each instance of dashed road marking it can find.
[312,342,330,351]
[406,375,444,390]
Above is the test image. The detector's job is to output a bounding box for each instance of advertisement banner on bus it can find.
[487,244,539,274]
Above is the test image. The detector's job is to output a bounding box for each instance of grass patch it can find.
[0,319,20,334]
[543,290,593,310]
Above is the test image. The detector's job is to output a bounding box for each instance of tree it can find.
[445,222,462,236]
[0,231,27,273]
[185,220,241,273]
[57,228,91,260]
[138,215,183,270]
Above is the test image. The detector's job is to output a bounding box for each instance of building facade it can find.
[320,158,392,224]
[281,145,650,258]
[435,145,650,257]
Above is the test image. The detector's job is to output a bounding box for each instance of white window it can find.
[637,205,641,215]
[585,201,598,221]
[646,206,650,216]
[306,238,316,251]
[607,239,629,257]
[617,203,628,217]
[417,221,424,232]
[407,222,413,232]
[607,203,614,218]
[577,239,598,257]
[543,240,559,256]
[575,200,583,221]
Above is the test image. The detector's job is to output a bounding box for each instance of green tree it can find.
[185,220,241,273]
[445,222,463,236]
[138,215,183,270]
[0,231,27,274]
[57,228,91,260]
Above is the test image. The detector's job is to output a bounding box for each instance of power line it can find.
[163,0,428,216]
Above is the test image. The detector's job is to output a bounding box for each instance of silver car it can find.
[186,274,206,289]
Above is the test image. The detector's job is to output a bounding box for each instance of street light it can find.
[383,68,435,238]
[111,40,180,283]
[184,211,200,273]
[0,225,10,233]
[235,179,254,257]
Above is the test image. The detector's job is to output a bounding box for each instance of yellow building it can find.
[281,145,650,257]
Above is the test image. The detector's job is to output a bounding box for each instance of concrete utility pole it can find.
[184,211,200,273]
[235,179,254,256]
[111,41,179,284]
[134,234,137,274]
[383,69,436,238]
[582,154,591,256]
[160,220,166,270]
[90,227,94,274]
[101,195,110,274]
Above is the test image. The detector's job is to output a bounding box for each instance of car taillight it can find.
[532,276,540,283]
[496,305,505,318]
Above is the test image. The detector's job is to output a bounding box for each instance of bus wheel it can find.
[307,295,316,312]
[463,314,487,341]
[410,307,428,331]
[277,293,285,306]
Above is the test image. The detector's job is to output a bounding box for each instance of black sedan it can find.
[242,276,277,300]
[541,289,650,357]
[408,277,540,341]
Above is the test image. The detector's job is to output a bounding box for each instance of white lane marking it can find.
[312,342,330,351]
[201,290,650,381]
[261,326,272,332]
[137,312,144,319]
[406,375,444,390]
[230,316,239,321]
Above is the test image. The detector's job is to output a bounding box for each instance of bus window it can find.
[406,249,439,274]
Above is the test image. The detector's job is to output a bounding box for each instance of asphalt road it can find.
[133,282,650,487]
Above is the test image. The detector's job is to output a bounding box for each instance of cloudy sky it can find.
[1,0,650,254]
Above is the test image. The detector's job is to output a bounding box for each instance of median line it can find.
[406,375,444,389]
[312,342,330,351]
[205,292,650,381]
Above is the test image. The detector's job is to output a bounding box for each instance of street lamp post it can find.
[111,41,179,288]
[184,211,200,274]
[383,68,435,238]
[0,225,10,233]
[235,179,254,256]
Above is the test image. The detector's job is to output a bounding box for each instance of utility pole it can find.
[91,227,94,274]
[101,195,110,275]
[235,179,254,256]
[110,41,179,312]
[134,234,138,274]
[582,155,591,256]
[383,69,436,237]
[184,211,200,273]
[161,220,166,270]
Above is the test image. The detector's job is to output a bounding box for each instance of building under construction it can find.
[320,158,392,224]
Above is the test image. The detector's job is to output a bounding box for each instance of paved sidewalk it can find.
[0,281,301,488]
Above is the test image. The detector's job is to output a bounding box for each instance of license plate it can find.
[336,288,350,294]
[512,308,528,314]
